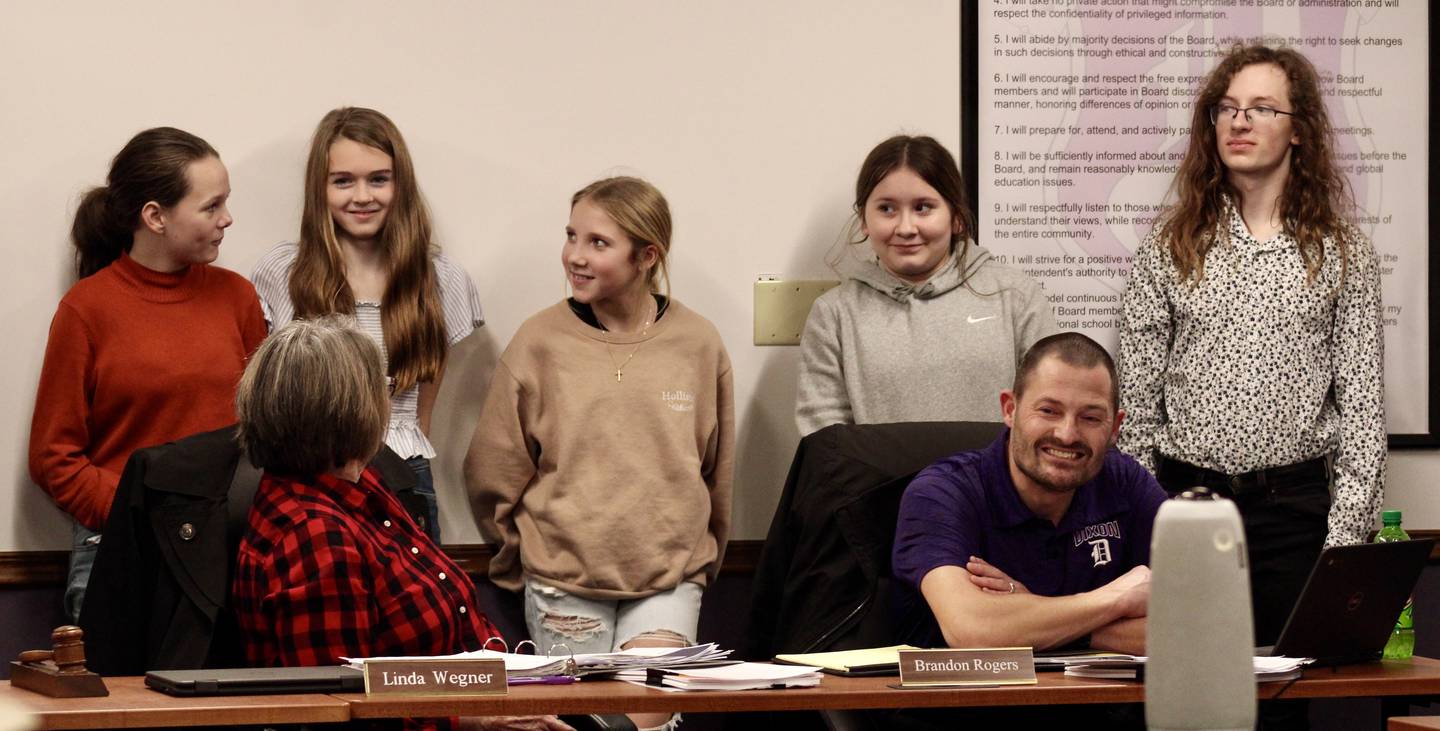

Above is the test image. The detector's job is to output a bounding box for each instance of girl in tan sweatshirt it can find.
[466,178,733,727]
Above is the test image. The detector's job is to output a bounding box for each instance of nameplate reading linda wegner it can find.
[897,648,1036,687]
[361,659,508,696]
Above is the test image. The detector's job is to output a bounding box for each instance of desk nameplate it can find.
[898,647,1037,687]
[361,658,507,696]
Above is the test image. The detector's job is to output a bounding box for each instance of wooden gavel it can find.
[10,625,109,697]
[17,626,89,674]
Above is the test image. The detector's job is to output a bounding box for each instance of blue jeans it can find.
[66,522,102,623]
[405,455,441,544]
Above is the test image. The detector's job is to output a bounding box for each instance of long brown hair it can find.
[289,107,446,393]
[71,128,217,278]
[1160,44,1353,283]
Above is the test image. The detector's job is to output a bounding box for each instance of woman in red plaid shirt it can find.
[232,316,571,731]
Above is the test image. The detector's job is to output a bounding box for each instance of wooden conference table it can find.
[1392,716,1440,730]
[7,658,1440,729]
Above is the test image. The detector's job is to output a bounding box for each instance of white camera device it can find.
[1146,488,1255,731]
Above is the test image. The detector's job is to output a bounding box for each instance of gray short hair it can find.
[236,316,388,476]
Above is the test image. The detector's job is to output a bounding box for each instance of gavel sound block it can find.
[9,626,108,698]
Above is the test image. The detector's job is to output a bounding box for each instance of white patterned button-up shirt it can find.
[1118,205,1386,547]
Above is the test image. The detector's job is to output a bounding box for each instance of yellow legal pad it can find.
[773,645,920,676]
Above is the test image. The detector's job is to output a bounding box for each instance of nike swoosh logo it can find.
[967,315,998,324]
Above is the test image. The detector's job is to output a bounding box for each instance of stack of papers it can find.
[1033,651,1145,673]
[571,643,732,676]
[1035,650,1143,670]
[1064,656,1313,682]
[773,645,918,676]
[346,643,733,684]
[617,661,823,691]
[344,649,574,682]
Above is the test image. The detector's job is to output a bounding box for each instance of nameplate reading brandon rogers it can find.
[361,659,508,696]
[898,648,1037,687]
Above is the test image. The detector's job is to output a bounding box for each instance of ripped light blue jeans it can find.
[524,578,700,730]
[522,576,702,655]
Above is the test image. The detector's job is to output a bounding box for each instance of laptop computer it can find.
[145,666,365,696]
[1259,538,1434,665]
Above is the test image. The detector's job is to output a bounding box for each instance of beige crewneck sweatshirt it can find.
[465,299,734,600]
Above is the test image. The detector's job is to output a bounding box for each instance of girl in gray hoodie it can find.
[796,135,1056,436]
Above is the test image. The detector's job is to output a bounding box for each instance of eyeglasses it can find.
[1209,104,1295,125]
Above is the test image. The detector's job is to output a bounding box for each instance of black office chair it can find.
[733,421,1004,731]
[744,420,1005,660]
[79,425,423,676]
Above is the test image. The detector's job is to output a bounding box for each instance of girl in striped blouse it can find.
[251,107,483,544]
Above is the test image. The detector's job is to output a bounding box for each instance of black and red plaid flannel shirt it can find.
[233,466,501,668]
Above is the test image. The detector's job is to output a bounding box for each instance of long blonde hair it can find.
[289,107,446,393]
[571,177,672,297]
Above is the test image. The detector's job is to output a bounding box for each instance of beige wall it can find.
[7,1,1434,551]
[1,0,962,549]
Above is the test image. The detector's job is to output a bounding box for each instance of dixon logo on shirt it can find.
[1089,539,1113,567]
[663,389,695,412]
[1073,520,1121,546]
[1074,520,1120,567]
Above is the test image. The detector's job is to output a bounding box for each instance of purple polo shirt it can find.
[891,428,1167,647]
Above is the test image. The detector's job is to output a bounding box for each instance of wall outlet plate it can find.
[754,279,840,345]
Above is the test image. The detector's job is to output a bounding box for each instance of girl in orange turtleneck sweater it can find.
[29,127,266,621]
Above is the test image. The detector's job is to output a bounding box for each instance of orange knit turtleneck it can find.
[29,253,267,530]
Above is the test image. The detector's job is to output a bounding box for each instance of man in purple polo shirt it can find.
[893,332,1167,654]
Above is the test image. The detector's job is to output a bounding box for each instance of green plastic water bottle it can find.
[1375,509,1415,660]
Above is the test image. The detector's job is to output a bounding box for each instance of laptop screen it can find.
[1269,538,1432,664]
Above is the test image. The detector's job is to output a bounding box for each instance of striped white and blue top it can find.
[250,242,484,460]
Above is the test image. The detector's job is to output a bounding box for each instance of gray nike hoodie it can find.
[796,244,1057,436]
